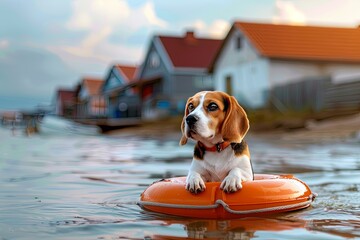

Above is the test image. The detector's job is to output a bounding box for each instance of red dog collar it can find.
[198,141,231,152]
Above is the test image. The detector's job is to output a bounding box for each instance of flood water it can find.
[0,124,359,240]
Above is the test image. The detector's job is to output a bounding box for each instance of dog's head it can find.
[180,91,249,146]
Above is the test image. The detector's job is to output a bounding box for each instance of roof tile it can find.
[83,78,103,96]
[115,65,138,83]
[159,32,222,69]
[234,22,360,62]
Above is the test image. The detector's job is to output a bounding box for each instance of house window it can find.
[225,75,233,96]
[149,52,160,68]
[235,36,242,50]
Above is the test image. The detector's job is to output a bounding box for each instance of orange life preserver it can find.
[138,174,316,219]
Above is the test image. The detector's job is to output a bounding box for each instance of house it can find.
[136,31,222,119]
[54,89,76,118]
[75,77,106,118]
[211,21,360,110]
[101,64,140,118]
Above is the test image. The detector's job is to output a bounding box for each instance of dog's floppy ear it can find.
[179,100,190,146]
[221,95,249,143]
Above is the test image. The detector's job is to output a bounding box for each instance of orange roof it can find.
[159,31,222,69]
[233,21,360,62]
[82,78,103,96]
[114,65,138,83]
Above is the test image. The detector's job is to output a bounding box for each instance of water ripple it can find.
[0,129,359,240]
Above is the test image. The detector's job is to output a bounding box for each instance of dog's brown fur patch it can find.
[231,141,250,158]
[193,143,205,160]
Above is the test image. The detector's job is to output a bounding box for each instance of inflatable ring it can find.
[138,174,316,219]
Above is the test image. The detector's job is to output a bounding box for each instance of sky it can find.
[0,0,360,110]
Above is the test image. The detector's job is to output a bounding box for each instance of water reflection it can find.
[148,218,306,240]
[0,127,359,239]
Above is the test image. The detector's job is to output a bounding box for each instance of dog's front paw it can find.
[186,173,206,194]
[220,175,242,193]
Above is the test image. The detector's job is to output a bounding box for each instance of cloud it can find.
[58,26,113,61]
[50,0,168,66]
[139,1,168,28]
[190,19,230,38]
[297,0,360,27]
[66,0,131,30]
[273,0,306,25]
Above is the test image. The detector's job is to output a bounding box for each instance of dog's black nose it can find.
[186,115,198,127]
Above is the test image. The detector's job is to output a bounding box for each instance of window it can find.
[225,75,233,96]
[149,52,160,68]
[235,36,242,50]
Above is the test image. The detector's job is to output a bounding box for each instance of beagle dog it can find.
[180,91,253,194]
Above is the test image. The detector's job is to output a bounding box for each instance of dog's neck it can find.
[198,141,231,153]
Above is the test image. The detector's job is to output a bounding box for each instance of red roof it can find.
[233,21,360,62]
[114,65,138,83]
[57,89,75,103]
[82,78,103,96]
[159,31,222,69]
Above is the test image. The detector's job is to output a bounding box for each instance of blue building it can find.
[101,64,140,118]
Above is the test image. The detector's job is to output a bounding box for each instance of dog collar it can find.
[198,141,231,153]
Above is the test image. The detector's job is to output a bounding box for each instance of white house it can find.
[211,21,360,109]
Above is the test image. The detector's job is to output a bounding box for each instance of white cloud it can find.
[58,26,113,62]
[298,0,360,27]
[273,0,306,25]
[191,19,230,39]
[50,0,168,68]
[139,1,168,28]
[66,0,131,30]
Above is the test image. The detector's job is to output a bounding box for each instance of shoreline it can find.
[270,113,360,143]
[106,113,360,143]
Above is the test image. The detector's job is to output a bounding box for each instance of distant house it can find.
[211,21,360,109]
[75,78,106,118]
[101,64,140,118]
[54,89,75,118]
[137,31,222,119]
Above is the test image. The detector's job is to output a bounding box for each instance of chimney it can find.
[184,30,197,44]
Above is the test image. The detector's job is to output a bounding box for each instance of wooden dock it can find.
[1,111,44,135]
[2,110,142,134]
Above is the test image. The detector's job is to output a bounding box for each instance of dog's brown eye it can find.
[188,103,195,112]
[208,103,218,112]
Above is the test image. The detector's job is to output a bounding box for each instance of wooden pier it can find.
[0,111,44,135]
[1,110,142,134]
